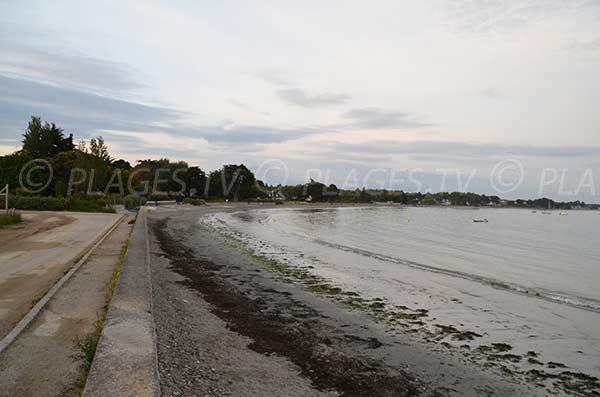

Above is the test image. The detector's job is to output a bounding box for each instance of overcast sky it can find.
[1,1,600,200]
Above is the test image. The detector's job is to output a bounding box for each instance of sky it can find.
[1,0,600,201]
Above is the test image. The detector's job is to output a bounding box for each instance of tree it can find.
[183,166,207,197]
[22,116,74,159]
[89,137,111,162]
[72,137,113,194]
[0,151,33,191]
[220,164,257,201]
[50,150,77,196]
[359,188,370,203]
[112,159,132,170]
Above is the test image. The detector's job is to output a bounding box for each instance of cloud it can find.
[0,45,144,95]
[0,74,179,138]
[162,124,317,144]
[564,36,600,56]
[446,0,600,33]
[582,37,600,51]
[342,108,430,129]
[253,70,292,87]
[329,140,600,159]
[277,88,350,108]
[229,99,272,116]
[479,87,503,98]
[0,74,318,147]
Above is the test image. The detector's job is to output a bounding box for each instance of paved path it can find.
[83,209,161,397]
[0,214,132,397]
[0,211,121,339]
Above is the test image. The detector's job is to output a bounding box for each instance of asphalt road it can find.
[0,214,132,397]
[0,211,121,339]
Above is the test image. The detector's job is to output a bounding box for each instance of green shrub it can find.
[148,194,176,201]
[7,195,116,213]
[123,194,147,209]
[8,195,64,211]
[0,212,22,227]
[69,199,116,213]
[182,197,206,206]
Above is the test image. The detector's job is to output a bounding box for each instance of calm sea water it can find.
[204,205,600,375]
[219,206,600,312]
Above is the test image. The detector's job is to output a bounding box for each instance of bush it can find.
[148,194,177,201]
[7,195,116,213]
[69,199,116,213]
[182,197,206,206]
[8,195,64,211]
[0,212,22,227]
[123,194,147,209]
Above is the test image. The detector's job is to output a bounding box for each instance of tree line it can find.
[0,117,266,201]
[1,116,597,210]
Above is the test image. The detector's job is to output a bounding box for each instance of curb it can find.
[83,208,160,396]
[0,213,126,355]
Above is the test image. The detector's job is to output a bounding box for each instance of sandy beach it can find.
[143,203,600,396]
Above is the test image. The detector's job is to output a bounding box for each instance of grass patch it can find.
[0,212,21,227]
[77,318,105,373]
[183,197,206,206]
[70,220,133,396]
[105,237,130,303]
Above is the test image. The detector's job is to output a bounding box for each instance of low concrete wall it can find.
[83,209,160,396]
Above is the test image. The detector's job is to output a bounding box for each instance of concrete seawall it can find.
[83,209,160,397]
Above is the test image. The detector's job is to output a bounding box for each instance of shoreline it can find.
[205,204,600,314]
[144,204,600,395]
[202,205,600,394]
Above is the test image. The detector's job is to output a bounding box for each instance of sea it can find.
[203,206,600,377]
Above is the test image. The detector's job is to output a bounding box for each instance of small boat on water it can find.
[541,211,552,215]
[473,218,489,223]
[559,212,568,215]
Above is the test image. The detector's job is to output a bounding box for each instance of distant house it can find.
[267,191,287,200]
[274,191,286,200]
[441,199,451,206]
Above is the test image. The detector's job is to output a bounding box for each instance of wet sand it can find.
[146,204,586,396]
[205,206,600,393]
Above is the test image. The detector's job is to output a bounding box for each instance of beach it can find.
[145,203,600,396]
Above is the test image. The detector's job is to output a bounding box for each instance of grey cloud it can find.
[0,74,179,139]
[329,140,600,159]
[342,108,430,129]
[164,124,316,144]
[0,74,317,145]
[0,45,144,94]
[278,88,350,108]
